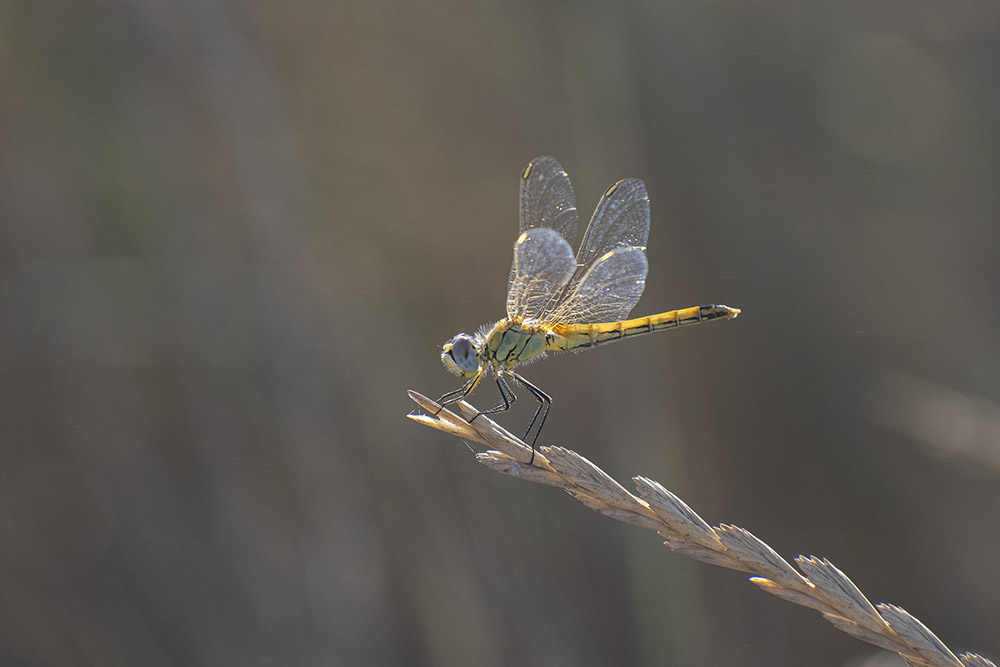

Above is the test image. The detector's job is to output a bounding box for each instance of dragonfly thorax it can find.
[483,320,551,370]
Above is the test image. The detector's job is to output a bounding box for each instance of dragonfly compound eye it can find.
[442,333,480,376]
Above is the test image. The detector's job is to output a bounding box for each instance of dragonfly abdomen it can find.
[549,304,740,352]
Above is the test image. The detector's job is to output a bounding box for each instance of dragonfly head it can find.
[441,333,482,377]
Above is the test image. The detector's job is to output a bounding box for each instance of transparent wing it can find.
[506,228,577,322]
[545,178,649,324]
[575,178,649,272]
[506,156,579,320]
[547,246,648,325]
[518,156,579,244]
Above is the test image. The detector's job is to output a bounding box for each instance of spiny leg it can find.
[480,375,517,416]
[509,372,552,464]
[461,375,518,428]
[434,372,482,415]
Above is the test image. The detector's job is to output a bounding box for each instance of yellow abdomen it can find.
[548,304,740,352]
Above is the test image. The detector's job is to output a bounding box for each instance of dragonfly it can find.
[437,156,739,461]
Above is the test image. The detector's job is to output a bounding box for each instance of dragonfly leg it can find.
[434,372,482,415]
[460,375,519,428]
[480,375,517,416]
[509,372,551,465]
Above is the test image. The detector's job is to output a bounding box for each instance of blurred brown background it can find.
[1,1,999,665]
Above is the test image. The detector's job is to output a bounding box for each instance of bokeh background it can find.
[2,1,999,665]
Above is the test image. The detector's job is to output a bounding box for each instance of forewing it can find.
[574,178,650,275]
[506,228,577,322]
[548,246,649,325]
[518,156,579,245]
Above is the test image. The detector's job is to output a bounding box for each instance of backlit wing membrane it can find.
[548,246,648,325]
[518,156,579,245]
[508,161,652,325]
[506,228,577,322]
[574,178,649,272]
